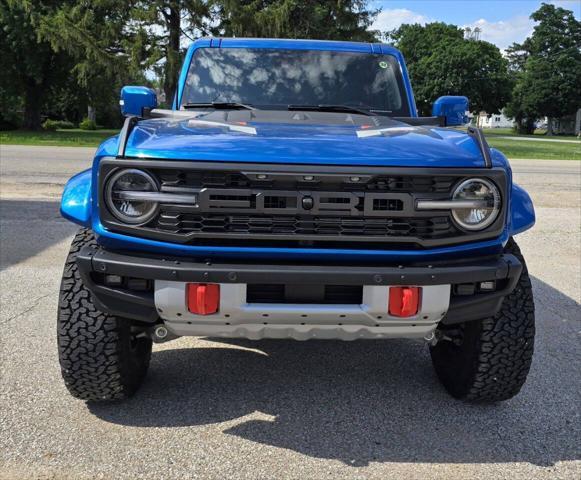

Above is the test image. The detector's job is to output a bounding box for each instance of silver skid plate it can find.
[154,282,450,341]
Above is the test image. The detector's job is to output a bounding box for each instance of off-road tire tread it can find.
[57,228,151,401]
[431,238,535,402]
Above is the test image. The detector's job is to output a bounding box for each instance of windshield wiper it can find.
[287,104,375,116]
[183,102,255,110]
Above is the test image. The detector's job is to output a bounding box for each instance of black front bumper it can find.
[76,246,522,326]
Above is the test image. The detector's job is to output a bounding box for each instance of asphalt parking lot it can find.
[1,145,580,479]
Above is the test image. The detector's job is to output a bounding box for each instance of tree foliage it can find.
[387,22,512,116]
[0,0,75,129]
[505,3,581,134]
[215,0,378,41]
[37,0,146,125]
[387,22,463,65]
[130,1,214,105]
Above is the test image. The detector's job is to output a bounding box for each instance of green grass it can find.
[0,128,118,147]
[483,128,578,140]
[486,136,580,160]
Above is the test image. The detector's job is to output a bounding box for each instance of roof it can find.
[188,37,403,57]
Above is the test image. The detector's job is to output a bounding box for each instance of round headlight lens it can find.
[105,169,159,224]
[451,178,500,231]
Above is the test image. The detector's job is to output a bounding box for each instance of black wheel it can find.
[430,238,535,403]
[57,229,152,401]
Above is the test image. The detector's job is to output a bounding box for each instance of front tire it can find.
[57,229,152,401]
[430,238,535,402]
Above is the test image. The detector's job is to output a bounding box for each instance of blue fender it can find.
[60,169,92,228]
[509,183,535,236]
[489,148,535,237]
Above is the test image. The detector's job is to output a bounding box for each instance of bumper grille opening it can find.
[91,273,153,292]
[247,284,363,304]
[156,212,455,239]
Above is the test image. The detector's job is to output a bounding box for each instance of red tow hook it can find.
[389,286,421,317]
[187,283,220,315]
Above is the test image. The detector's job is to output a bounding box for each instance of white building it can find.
[475,111,514,129]
[471,109,581,134]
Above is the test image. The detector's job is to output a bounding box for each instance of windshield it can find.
[181,48,410,116]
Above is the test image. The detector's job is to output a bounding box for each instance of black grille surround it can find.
[99,159,508,250]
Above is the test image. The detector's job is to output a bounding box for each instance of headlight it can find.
[105,169,159,224]
[451,178,501,231]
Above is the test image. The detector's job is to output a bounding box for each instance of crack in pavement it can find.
[1,293,52,326]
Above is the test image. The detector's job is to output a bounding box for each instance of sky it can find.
[371,0,581,49]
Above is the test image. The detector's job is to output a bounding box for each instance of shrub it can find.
[42,119,58,131]
[79,118,97,130]
[57,120,75,129]
[42,119,76,131]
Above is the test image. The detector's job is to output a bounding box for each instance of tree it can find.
[215,0,379,42]
[504,76,537,134]
[505,38,533,73]
[388,22,512,116]
[130,1,214,105]
[0,1,74,129]
[386,22,464,66]
[38,0,145,124]
[507,3,581,135]
[503,40,538,134]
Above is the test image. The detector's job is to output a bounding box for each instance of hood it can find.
[124,110,486,168]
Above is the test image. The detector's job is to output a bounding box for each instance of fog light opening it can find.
[389,286,421,318]
[186,283,220,315]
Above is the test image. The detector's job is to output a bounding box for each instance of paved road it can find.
[1,145,580,480]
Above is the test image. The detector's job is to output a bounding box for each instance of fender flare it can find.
[60,169,92,227]
[509,182,535,236]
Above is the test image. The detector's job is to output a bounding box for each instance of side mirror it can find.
[120,86,157,117]
[432,96,469,126]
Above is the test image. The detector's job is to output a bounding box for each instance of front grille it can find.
[99,160,507,249]
[156,211,454,239]
[158,169,456,193]
[366,176,455,193]
[159,170,250,189]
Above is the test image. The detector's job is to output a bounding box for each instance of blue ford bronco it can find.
[58,38,536,403]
